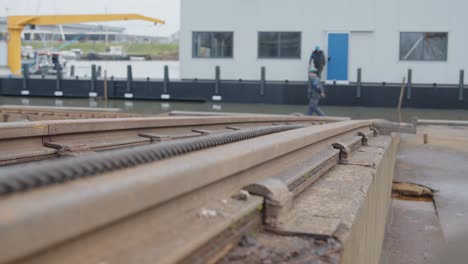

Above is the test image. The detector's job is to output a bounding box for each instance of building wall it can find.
[180,0,468,84]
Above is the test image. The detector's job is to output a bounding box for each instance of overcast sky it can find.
[0,0,180,37]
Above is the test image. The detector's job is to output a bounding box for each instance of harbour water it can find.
[2,96,468,122]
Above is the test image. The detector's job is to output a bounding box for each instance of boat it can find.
[31,52,68,76]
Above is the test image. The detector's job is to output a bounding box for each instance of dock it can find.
[1,65,467,109]
[0,106,466,263]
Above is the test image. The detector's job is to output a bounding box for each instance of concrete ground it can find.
[381,125,468,263]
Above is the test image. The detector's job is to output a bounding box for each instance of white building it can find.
[180,0,468,84]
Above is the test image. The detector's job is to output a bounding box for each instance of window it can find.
[192,32,233,58]
[399,32,448,61]
[258,32,301,58]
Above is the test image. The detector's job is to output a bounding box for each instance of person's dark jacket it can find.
[309,50,326,70]
[309,76,324,100]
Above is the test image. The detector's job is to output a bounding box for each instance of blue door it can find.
[327,33,349,81]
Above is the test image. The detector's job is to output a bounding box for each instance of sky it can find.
[0,0,180,37]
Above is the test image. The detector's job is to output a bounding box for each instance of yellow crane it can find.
[7,14,165,75]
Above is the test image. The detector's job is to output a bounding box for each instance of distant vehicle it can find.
[32,52,68,76]
[129,56,146,61]
[60,50,79,60]
[60,49,84,60]
[70,49,83,57]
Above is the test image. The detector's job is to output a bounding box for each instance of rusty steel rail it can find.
[0,119,374,264]
[0,125,304,195]
[0,105,144,122]
[0,115,342,166]
[168,110,351,120]
[417,119,468,127]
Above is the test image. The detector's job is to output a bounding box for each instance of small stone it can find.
[199,208,217,218]
[238,235,257,248]
[232,190,251,201]
[238,190,251,200]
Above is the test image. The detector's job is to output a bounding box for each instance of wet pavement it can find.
[381,126,468,263]
[380,198,445,264]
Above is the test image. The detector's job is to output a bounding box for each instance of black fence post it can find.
[260,66,266,96]
[215,65,220,95]
[407,68,412,100]
[97,66,102,78]
[56,68,62,91]
[126,64,133,93]
[90,64,96,92]
[459,69,464,101]
[54,68,63,97]
[70,65,75,77]
[110,76,115,98]
[163,65,169,94]
[22,64,29,91]
[356,68,362,98]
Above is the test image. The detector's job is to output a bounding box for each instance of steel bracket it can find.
[138,132,202,142]
[44,142,92,156]
[332,136,362,163]
[243,178,294,227]
[357,130,374,146]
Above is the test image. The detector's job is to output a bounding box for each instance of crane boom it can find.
[7,14,165,74]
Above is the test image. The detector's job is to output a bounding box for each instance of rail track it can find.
[0,105,145,122]
[0,110,395,263]
[0,114,347,166]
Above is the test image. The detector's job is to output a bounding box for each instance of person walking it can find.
[309,46,326,79]
[307,66,326,116]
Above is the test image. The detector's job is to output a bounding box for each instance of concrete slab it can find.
[382,125,468,263]
[380,198,445,264]
[396,132,468,239]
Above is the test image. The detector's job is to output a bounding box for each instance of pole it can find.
[91,64,96,92]
[215,66,220,95]
[356,68,362,98]
[406,69,412,100]
[126,64,133,93]
[56,68,62,91]
[260,66,266,96]
[163,65,169,94]
[104,70,108,108]
[459,69,464,102]
[70,65,75,77]
[397,77,406,126]
[22,64,29,91]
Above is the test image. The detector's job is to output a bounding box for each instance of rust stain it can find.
[31,124,48,129]
[392,181,435,197]
[392,193,433,202]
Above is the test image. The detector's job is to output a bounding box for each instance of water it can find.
[67,60,180,79]
[2,96,468,122]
